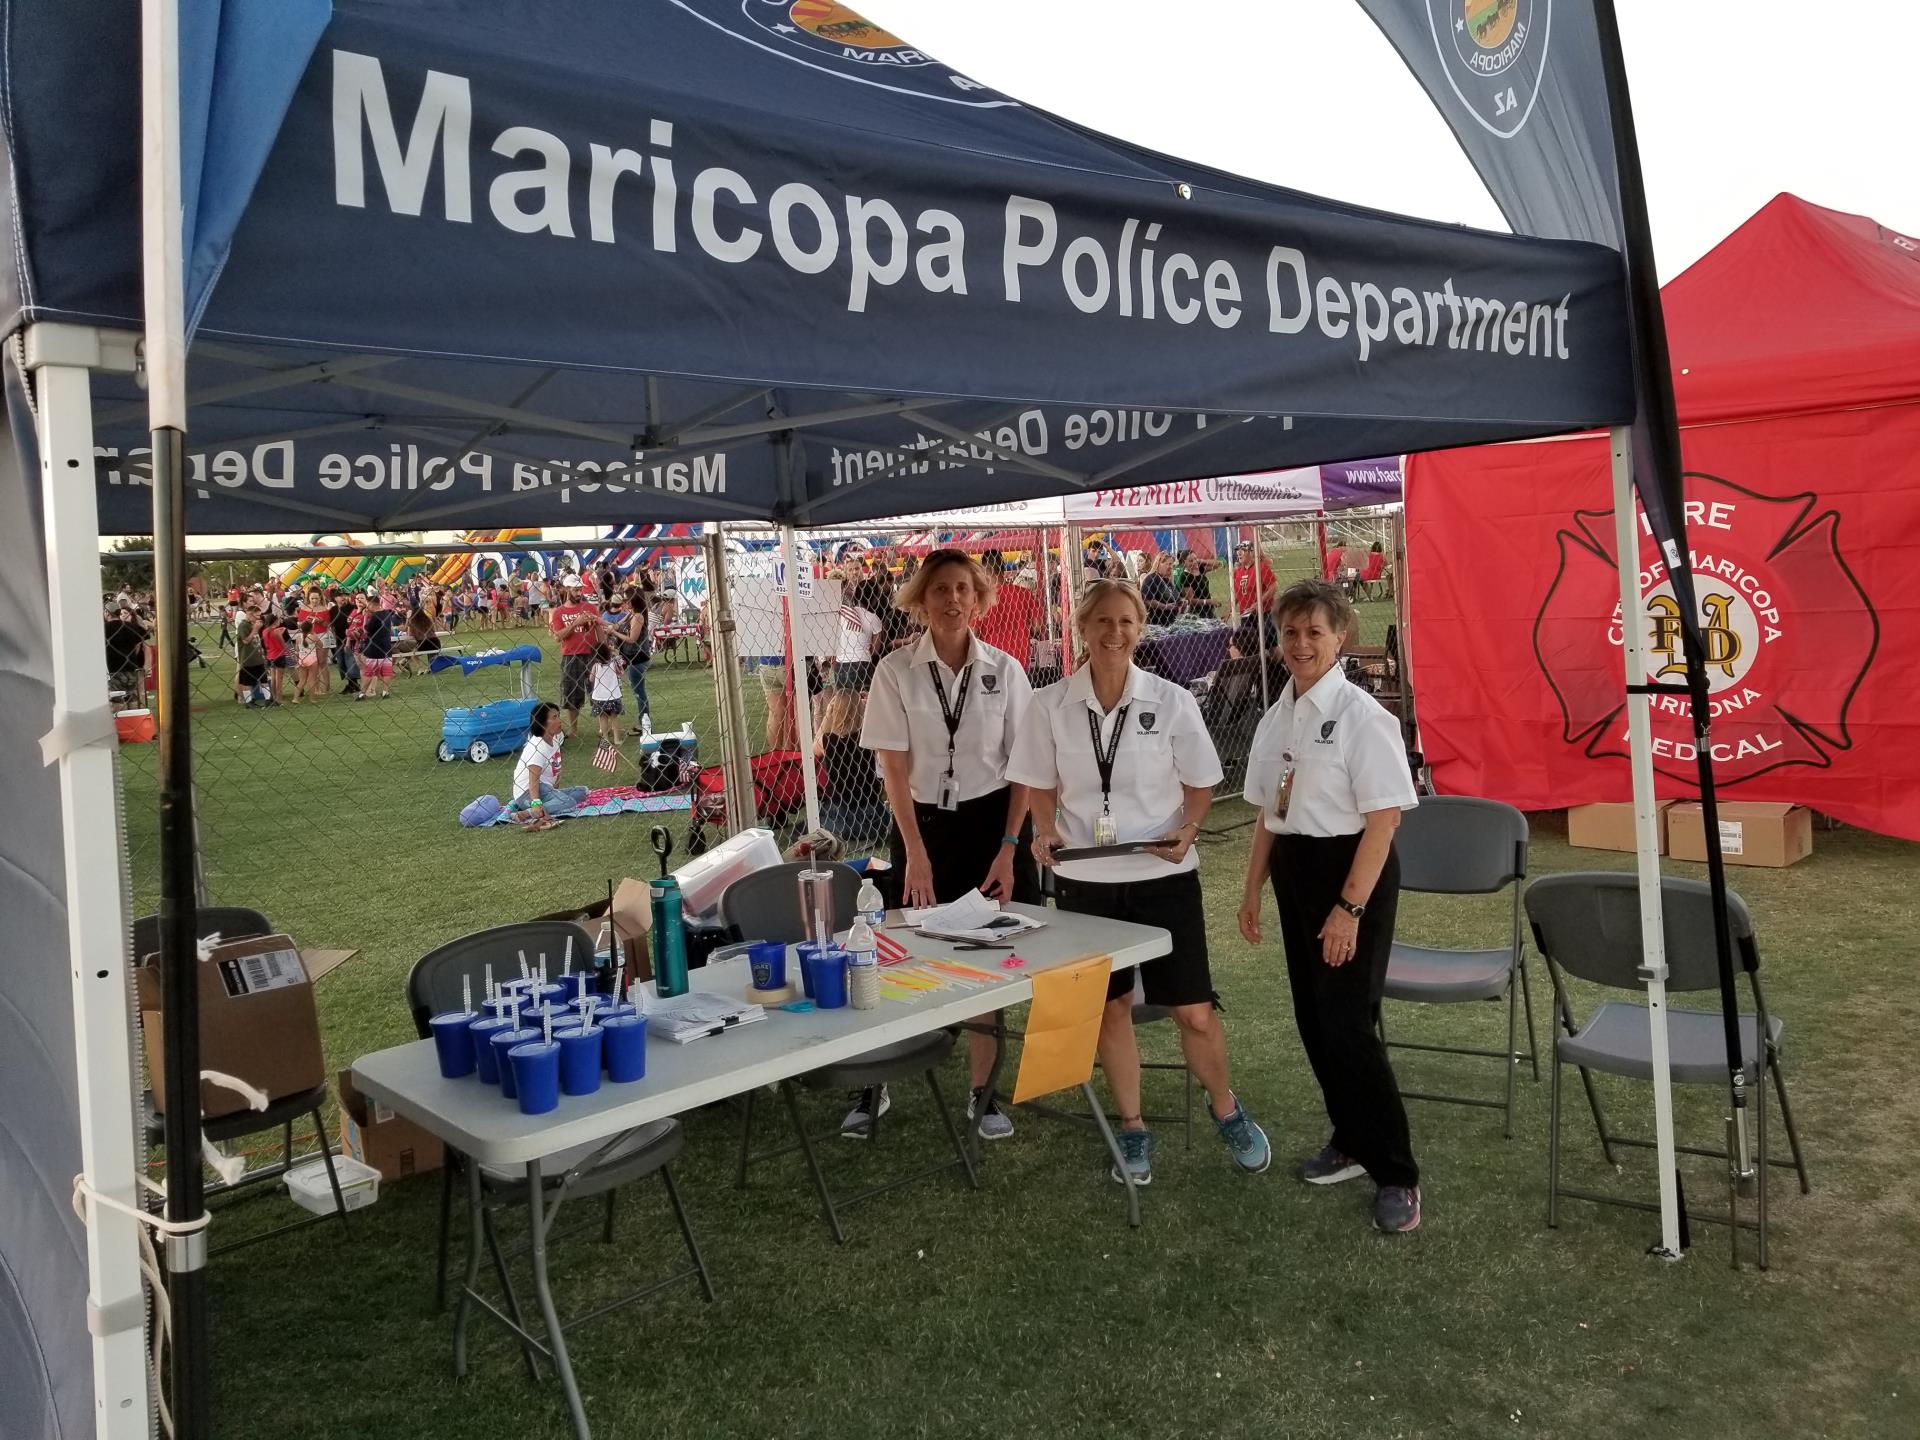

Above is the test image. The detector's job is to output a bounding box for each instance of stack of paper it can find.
[913,889,1047,945]
[646,991,767,1044]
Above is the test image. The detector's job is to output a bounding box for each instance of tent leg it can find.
[29,334,152,1438]
[1610,427,1684,1262]
[779,524,821,834]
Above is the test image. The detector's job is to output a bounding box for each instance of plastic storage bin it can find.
[284,1154,382,1215]
[671,827,782,918]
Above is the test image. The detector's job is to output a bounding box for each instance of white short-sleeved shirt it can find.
[1243,666,1417,835]
[589,661,623,704]
[1007,664,1224,883]
[860,631,1031,805]
[512,734,563,801]
[837,605,881,663]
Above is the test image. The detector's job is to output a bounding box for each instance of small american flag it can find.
[875,931,912,966]
[590,740,620,773]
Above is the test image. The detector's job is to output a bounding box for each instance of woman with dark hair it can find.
[1176,549,1216,618]
[406,607,440,653]
[609,586,654,728]
[504,701,589,830]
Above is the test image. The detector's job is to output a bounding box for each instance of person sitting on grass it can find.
[505,701,589,831]
[587,642,625,750]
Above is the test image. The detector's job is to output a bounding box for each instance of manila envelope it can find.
[1012,954,1113,1104]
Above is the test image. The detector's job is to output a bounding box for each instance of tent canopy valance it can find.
[11,1,1630,535]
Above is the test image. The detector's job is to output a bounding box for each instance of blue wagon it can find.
[428,644,542,764]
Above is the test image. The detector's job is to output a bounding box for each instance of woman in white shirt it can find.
[1238,579,1422,1234]
[834,577,885,694]
[505,702,590,831]
[861,549,1037,1141]
[1009,579,1271,1186]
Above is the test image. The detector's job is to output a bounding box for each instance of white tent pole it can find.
[703,524,758,829]
[1611,425,1685,1261]
[779,523,821,831]
[27,330,151,1440]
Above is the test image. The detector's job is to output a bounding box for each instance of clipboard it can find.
[1051,840,1170,862]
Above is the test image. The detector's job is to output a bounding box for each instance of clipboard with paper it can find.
[1012,953,1113,1103]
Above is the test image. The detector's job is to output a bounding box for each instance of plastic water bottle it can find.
[678,719,694,741]
[640,712,654,741]
[846,918,879,1010]
[856,875,886,930]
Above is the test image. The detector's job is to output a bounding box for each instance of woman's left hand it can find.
[1318,907,1360,967]
[1144,833,1192,865]
[980,847,1015,901]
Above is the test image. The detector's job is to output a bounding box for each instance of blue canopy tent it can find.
[0,3,1645,1436]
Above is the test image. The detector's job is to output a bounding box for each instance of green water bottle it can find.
[649,826,690,998]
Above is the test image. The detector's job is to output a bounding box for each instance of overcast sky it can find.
[860,0,1918,281]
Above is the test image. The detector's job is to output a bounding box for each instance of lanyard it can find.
[1086,703,1132,815]
[927,661,974,779]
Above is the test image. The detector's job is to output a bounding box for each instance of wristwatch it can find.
[1335,898,1366,919]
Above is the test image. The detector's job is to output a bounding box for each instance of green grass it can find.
[121,617,1919,1440]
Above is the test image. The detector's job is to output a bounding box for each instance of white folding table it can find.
[351,903,1170,1440]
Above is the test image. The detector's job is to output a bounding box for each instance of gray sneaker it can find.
[1109,1128,1153,1186]
[1374,1185,1422,1234]
[1297,1144,1367,1186]
[839,1085,890,1139]
[1214,1100,1272,1175]
[968,1088,1014,1141]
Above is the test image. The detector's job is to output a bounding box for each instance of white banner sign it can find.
[1062,468,1322,521]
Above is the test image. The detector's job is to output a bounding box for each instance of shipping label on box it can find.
[1717,820,1745,856]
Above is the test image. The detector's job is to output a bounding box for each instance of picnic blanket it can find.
[477,784,693,827]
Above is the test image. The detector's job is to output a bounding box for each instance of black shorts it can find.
[591,698,622,717]
[560,653,592,708]
[834,659,874,692]
[1052,869,1215,1009]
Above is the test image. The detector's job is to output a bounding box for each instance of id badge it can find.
[1093,812,1118,847]
[937,775,959,811]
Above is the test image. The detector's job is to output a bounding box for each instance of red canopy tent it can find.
[1406,195,1920,840]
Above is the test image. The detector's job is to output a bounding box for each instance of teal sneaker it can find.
[1109,1128,1153,1186]
[1215,1100,1272,1175]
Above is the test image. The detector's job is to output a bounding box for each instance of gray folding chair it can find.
[1525,873,1811,1269]
[406,919,613,1311]
[724,862,978,1243]
[1379,796,1539,1136]
[131,905,271,965]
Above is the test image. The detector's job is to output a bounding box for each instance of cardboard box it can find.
[1567,801,1674,854]
[1667,801,1812,868]
[337,1070,442,1182]
[137,934,325,1120]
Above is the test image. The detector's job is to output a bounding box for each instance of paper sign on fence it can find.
[1012,953,1112,1104]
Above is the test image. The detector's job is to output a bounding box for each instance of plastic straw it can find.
[564,934,574,974]
[539,953,548,987]
[519,950,530,981]
[462,975,472,1016]
[542,1007,553,1046]
[485,962,494,1000]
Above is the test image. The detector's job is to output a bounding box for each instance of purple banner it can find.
[1319,457,1403,510]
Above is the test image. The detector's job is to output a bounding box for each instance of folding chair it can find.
[407,919,604,1311]
[1378,796,1540,1137]
[134,906,351,1251]
[725,862,978,1243]
[1525,873,1811,1269]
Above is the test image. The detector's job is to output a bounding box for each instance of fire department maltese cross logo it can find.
[1534,472,1877,787]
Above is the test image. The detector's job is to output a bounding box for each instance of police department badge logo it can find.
[1535,472,1876,787]
[1138,712,1157,733]
[1424,0,1551,139]
[1320,720,1338,742]
[668,0,1015,107]
[981,673,998,693]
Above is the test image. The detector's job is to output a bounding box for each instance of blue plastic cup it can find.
[430,1011,478,1078]
[805,948,849,1009]
[534,982,568,1008]
[491,1027,538,1098]
[566,971,594,1006]
[555,1026,604,1096]
[602,1014,648,1082]
[796,942,828,999]
[509,1040,561,1115]
[748,940,788,991]
[468,1015,515,1085]
[596,1002,637,1025]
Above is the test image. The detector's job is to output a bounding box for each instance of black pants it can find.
[887,786,1039,908]
[1271,833,1418,1188]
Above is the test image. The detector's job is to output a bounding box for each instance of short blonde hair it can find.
[1072,578,1148,662]
[892,547,997,624]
